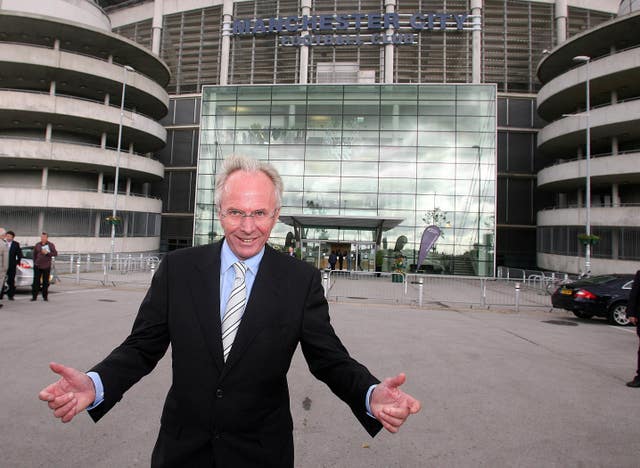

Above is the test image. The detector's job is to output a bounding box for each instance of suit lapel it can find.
[190,241,225,372]
[223,245,287,372]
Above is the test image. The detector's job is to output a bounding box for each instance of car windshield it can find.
[21,247,34,260]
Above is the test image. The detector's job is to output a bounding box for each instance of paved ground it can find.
[2,280,639,467]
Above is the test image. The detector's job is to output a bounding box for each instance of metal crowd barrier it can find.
[54,253,162,286]
[323,270,554,310]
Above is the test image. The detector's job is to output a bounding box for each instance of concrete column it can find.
[577,188,583,207]
[299,0,312,84]
[49,80,56,96]
[45,123,52,142]
[471,0,482,83]
[94,213,101,237]
[611,136,618,155]
[97,172,104,193]
[384,0,396,83]
[558,193,567,208]
[107,55,113,64]
[219,0,233,85]
[41,167,48,189]
[37,211,45,234]
[100,132,107,148]
[152,0,164,56]
[129,142,134,154]
[611,89,617,105]
[104,93,110,106]
[612,183,620,207]
[53,39,60,51]
[126,178,132,196]
[142,182,150,197]
[555,0,568,44]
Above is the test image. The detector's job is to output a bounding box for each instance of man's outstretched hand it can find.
[38,362,96,423]
[370,373,421,433]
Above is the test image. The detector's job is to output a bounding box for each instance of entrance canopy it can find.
[278,214,404,245]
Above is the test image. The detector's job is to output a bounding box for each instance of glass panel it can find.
[419,86,456,100]
[340,177,378,192]
[380,162,416,178]
[418,102,456,116]
[341,161,379,177]
[380,115,418,131]
[237,87,272,100]
[380,146,416,161]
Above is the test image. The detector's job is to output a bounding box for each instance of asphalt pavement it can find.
[2,280,639,467]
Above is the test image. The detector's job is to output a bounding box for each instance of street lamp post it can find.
[107,64,134,282]
[573,55,591,276]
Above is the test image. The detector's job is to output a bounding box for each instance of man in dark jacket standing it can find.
[32,232,57,301]
[38,156,421,467]
[626,269,640,388]
[2,230,22,300]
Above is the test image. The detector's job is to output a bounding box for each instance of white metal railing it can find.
[324,270,558,310]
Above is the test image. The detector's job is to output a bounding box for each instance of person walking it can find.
[38,155,421,468]
[32,232,57,301]
[3,231,22,301]
[328,250,337,270]
[626,269,640,388]
[0,228,7,308]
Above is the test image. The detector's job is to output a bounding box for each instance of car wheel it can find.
[573,311,593,320]
[608,302,630,326]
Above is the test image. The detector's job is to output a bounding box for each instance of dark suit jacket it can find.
[7,240,22,272]
[88,241,382,467]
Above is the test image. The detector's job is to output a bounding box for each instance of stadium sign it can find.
[231,12,473,47]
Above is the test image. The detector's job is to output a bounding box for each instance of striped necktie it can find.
[222,262,247,362]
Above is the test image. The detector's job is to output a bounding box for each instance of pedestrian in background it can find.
[626,269,640,388]
[32,232,57,302]
[0,228,7,309]
[2,230,22,301]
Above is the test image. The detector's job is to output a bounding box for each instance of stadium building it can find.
[536,2,640,275]
[2,0,632,275]
[0,0,169,253]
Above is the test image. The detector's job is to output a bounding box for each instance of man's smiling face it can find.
[218,170,280,260]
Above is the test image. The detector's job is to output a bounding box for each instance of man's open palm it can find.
[370,373,421,433]
[38,362,96,423]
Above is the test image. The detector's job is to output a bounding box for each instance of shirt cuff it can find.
[365,384,377,418]
[86,372,104,410]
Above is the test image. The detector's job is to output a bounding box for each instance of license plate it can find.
[560,288,572,295]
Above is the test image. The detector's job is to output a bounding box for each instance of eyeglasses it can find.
[220,208,277,224]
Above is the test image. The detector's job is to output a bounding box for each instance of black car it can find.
[551,274,635,326]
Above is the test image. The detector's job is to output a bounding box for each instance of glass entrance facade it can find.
[195,84,496,275]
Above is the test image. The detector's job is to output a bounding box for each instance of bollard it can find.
[150,261,156,280]
[515,282,521,312]
[75,256,81,284]
[481,278,487,307]
[322,271,329,298]
[417,277,424,307]
[86,254,91,272]
[69,254,74,273]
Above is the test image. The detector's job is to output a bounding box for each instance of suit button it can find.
[216,388,223,399]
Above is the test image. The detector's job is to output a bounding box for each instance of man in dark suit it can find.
[626,270,640,388]
[39,155,421,467]
[2,231,22,300]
